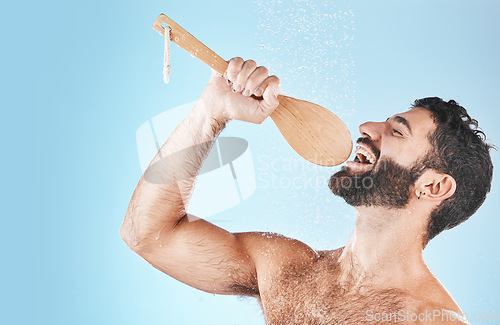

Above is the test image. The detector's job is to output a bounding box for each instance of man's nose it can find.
[359,121,383,141]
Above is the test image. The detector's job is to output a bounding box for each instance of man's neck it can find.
[337,205,429,290]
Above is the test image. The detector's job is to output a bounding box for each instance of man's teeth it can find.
[355,146,376,164]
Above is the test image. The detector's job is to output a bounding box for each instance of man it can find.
[121,58,493,324]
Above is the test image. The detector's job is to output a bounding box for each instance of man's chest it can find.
[257,261,414,324]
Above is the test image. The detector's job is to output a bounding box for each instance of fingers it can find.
[226,57,244,86]
[244,66,269,97]
[236,60,257,93]
[226,57,279,98]
[227,58,259,94]
[225,57,280,123]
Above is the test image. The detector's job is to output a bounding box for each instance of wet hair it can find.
[412,97,494,244]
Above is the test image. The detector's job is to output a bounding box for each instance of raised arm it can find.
[120,58,314,296]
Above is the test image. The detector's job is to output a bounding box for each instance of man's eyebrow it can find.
[386,116,412,134]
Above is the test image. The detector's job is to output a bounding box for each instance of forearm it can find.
[121,96,229,248]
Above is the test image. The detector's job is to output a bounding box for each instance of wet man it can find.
[121,58,493,324]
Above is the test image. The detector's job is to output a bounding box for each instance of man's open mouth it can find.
[354,144,377,165]
[345,143,379,173]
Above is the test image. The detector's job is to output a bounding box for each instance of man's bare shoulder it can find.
[237,232,321,266]
[406,273,468,324]
[235,233,341,288]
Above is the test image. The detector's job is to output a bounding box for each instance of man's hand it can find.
[200,57,280,124]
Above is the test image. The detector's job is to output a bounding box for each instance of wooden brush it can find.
[153,14,352,166]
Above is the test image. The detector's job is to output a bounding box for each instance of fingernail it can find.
[230,74,238,82]
[243,88,251,96]
[234,83,242,92]
[254,87,263,97]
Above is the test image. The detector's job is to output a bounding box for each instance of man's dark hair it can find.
[413,97,494,244]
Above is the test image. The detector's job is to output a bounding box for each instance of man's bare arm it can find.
[120,58,318,296]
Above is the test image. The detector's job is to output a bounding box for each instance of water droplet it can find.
[155,223,167,241]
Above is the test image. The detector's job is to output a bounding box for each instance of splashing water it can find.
[254,0,356,117]
[254,0,357,246]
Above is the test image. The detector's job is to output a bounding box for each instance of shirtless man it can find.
[121,58,493,324]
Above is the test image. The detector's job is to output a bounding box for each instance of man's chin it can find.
[328,166,372,199]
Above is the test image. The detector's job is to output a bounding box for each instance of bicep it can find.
[137,214,319,297]
[138,214,259,296]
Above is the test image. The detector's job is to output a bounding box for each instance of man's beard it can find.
[328,156,427,209]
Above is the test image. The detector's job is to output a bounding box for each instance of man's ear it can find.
[415,169,456,202]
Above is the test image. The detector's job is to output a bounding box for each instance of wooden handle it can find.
[153,14,228,75]
[152,14,352,166]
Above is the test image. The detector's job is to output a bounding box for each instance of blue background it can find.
[2,0,498,324]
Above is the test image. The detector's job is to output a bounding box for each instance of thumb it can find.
[261,85,280,113]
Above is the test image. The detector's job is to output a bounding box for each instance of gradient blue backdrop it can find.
[2,0,498,324]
